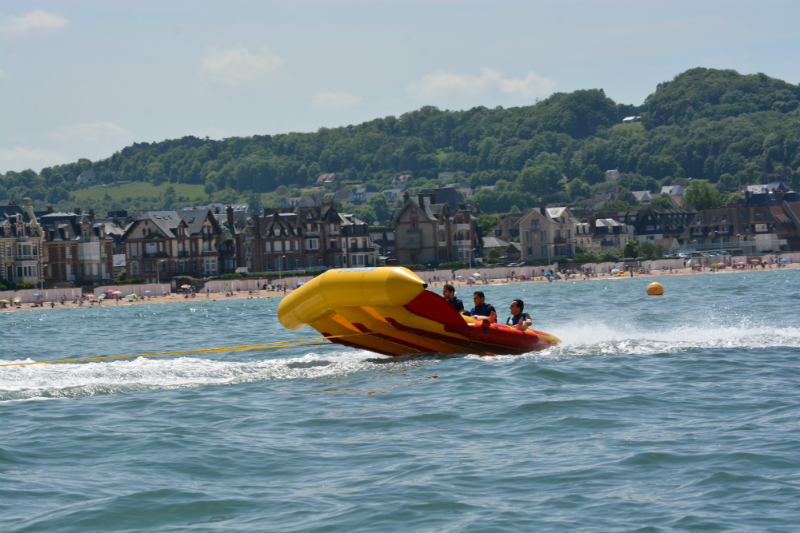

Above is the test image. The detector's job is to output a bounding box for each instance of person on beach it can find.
[506,299,532,331]
[471,291,497,323]
[442,284,464,312]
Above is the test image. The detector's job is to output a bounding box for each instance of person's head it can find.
[473,291,485,306]
[510,299,524,315]
[443,284,456,299]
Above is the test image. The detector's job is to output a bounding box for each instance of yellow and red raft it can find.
[277,267,561,356]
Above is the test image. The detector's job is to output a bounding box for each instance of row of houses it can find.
[486,193,800,261]
[1,184,487,287]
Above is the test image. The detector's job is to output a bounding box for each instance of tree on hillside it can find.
[582,164,605,185]
[649,196,675,209]
[518,164,562,198]
[353,204,377,225]
[368,193,390,221]
[616,188,639,206]
[321,197,342,211]
[477,214,500,236]
[682,181,724,211]
[602,199,633,212]
[567,178,590,201]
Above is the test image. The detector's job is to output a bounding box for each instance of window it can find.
[274,241,282,252]
[295,240,300,251]
[541,231,546,242]
[265,242,271,253]
[335,256,342,267]
[295,257,300,269]
[285,240,291,251]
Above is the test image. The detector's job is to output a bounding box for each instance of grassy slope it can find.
[72,182,207,203]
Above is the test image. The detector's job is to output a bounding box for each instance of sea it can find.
[2,268,799,533]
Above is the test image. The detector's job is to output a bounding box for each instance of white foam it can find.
[4,319,799,400]
[0,350,393,402]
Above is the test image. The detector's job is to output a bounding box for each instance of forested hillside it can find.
[2,67,799,215]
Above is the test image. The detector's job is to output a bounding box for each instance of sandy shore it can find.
[2,263,797,313]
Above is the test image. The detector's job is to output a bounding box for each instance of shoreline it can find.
[2,263,797,314]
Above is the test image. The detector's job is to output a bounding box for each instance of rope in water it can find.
[0,332,377,367]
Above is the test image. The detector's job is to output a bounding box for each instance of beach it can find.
[2,262,797,313]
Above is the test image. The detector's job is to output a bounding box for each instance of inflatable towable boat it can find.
[277,267,561,356]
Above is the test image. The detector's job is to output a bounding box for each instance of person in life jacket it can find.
[442,284,464,312]
[471,291,497,323]
[506,298,532,331]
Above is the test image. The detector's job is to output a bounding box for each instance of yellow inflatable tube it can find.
[278,267,426,331]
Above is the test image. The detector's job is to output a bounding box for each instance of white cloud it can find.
[48,122,133,143]
[0,147,66,172]
[1,9,69,39]
[406,67,557,101]
[199,43,284,86]
[308,92,363,111]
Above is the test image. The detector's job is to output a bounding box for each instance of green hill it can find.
[2,67,798,215]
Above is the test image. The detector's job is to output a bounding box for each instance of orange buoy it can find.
[647,282,664,295]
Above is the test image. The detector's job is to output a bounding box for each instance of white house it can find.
[76,171,97,186]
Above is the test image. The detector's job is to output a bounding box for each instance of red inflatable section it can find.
[402,290,558,354]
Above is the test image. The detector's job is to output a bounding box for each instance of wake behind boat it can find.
[277,267,561,356]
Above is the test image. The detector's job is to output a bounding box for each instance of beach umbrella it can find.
[145,290,151,293]
[106,289,115,293]
[14,297,21,302]
[112,290,122,295]
[130,294,137,298]
[610,268,620,275]
[32,293,42,297]
[0,299,9,303]
[181,284,191,288]
[738,261,746,265]
[473,272,481,278]
[780,257,789,262]
[86,294,96,299]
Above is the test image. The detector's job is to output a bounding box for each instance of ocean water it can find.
[2,269,799,532]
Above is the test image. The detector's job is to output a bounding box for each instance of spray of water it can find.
[3,320,798,402]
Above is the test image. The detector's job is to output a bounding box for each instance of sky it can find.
[1,0,799,174]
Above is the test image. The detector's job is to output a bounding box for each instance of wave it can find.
[3,321,798,402]
[541,320,800,359]
[0,351,395,403]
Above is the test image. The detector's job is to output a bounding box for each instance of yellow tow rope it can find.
[0,332,378,367]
